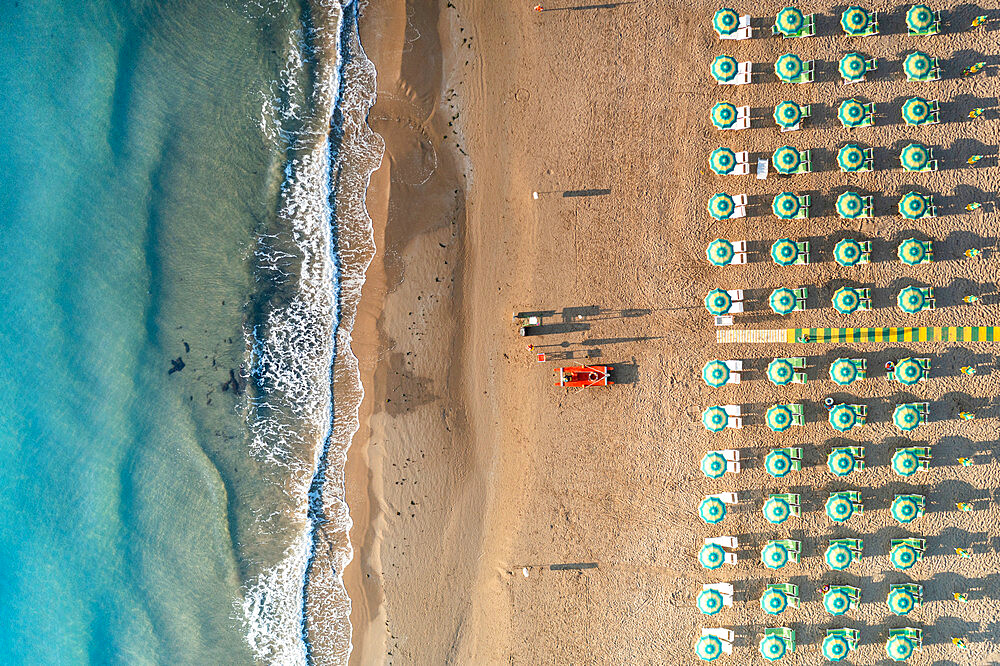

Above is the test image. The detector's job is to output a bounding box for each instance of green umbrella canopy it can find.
[891,543,918,570]
[907,4,935,31]
[832,287,861,314]
[900,143,930,171]
[834,237,864,266]
[887,588,916,615]
[841,6,871,34]
[770,288,797,315]
[712,54,739,82]
[825,543,853,570]
[766,404,794,432]
[710,147,738,175]
[700,542,726,569]
[708,192,736,220]
[713,8,740,36]
[774,101,802,128]
[702,405,729,431]
[838,98,868,127]
[839,53,867,81]
[698,588,725,614]
[707,238,735,265]
[760,635,788,661]
[773,145,802,174]
[702,360,731,388]
[701,450,727,477]
[824,588,851,615]
[837,192,865,219]
[823,633,850,661]
[892,448,920,476]
[897,286,926,313]
[772,192,800,219]
[898,192,928,219]
[828,448,856,476]
[826,493,855,522]
[894,403,922,430]
[761,588,788,615]
[775,53,804,82]
[705,289,733,316]
[775,6,805,36]
[886,635,914,661]
[764,495,792,523]
[761,541,789,569]
[894,357,924,384]
[767,358,795,386]
[830,358,859,385]
[696,635,723,661]
[898,238,927,266]
[838,145,866,173]
[892,495,921,524]
[904,51,933,80]
[765,450,794,478]
[902,96,932,125]
[829,404,858,432]
[771,238,799,266]
[700,496,727,524]
[711,101,739,129]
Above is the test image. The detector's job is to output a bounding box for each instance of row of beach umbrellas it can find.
[713,4,939,38]
[702,355,926,387]
[697,629,920,662]
[698,539,924,572]
[702,401,927,432]
[708,190,935,220]
[699,584,922,619]
[713,93,937,128]
[705,285,933,316]
[707,237,930,267]
[701,445,929,479]
[709,140,935,173]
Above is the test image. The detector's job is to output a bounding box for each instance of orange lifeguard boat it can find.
[555,365,613,387]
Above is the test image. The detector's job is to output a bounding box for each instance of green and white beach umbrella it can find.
[764,495,792,523]
[765,450,793,478]
[759,635,788,661]
[701,451,727,477]
[767,358,795,386]
[829,404,858,432]
[886,635,914,661]
[825,543,854,570]
[702,405,729,431]
[766,404,793,432]
[698,588,725,615]
[892,449,920,476]
[828,448,856,476]
[705,289,733,316]
[772,192,800,219]
[771,238,799,266]
[834,238,864,266]
[837,192,865,219]
[700,496,727,524]
[712,54,739,83]
[900,143,930,171]
[837,144,866,172]
[838,98,868,127]
[839,53,867,81]
[708,192,736,220]
[905,51,933,80]
[907,4,935,32]
[775,6,805,36]
[891,543,919,570]
[761,588,788,615]
[894,357,924,385]
[700,542,726,570]
[826,493,855,522]
[899,192,928,219]
[902,96,932,125]
[772,145,801,174]
[713,8,740,36]
[761,541,789,569]
[898,286,926,313]
[696,635,723,661]
[770,288,797,315]
[892,495,921,524]
[702,360,731,388]
[898,238,927,266]
[712,101,739,129]
[823,633,850,661]
[707,238,735,265]
[824,588,851,615]
[775,53,804,82]
[841,6,871,34]
[832,287,861,314]
[774,101,802,129]
[888,588,917,615]
[830,358,858,385]
[894,403,922,431]
[710,147,738,175]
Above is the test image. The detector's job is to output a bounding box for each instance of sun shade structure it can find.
[702,361,731,388]
[829,404,859,432]
[824,588,852,615]
[898,192,929,219]
[765,450,794,478]
[841,6,872,34]
[832,287,862,314]
[775,7,805,36]
[761,587,788,615]
[701,450,727,477]
[837,192,866,219]
[764,495,792,523]
[834,238,864,266]
[696,634,723,661]
[886,635,914,661]
[700,496,728,524]
[894,357,924,384]
[898,238,928,265]
[710,147,738,175]
[770,288,797,314]
[892,495,923,524]
[838,98,869,127]
[762,541,790,569]
[826,493,856,522]
[759,634,788,661]
[707,238,736,266]
[775,53,804,82]
[837,144,867,172]
[774,101,802,129]
[772,192,801,219]
[900,143,930,171]
[891,543,919,570]
[825,543,853,570]
[904,51,934,80]
[902,96,933,125]
[702,405,729,431]
[712,54,739,83]
[829,358,859,385]
[897,286,927,313]
[892,448,920,476]
[907,4,935,33]
[823,633,850,661]
[771,239,799,266]
[700,543,726,570]
[887,587,918,615]
[772,145,802,174]
[767,358,795,386]
[839,53,867,81]
[766,404,794,432]
[708,192,736,220]
[894,403,923,431]
[697,588,724,615]
[712,101,739,129]
[714,8,740,36]
[705,289,733,316]
[828,449,856,476]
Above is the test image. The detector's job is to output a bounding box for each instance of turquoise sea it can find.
[0,0,379,662]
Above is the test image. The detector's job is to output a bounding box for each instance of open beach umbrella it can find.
[837,192,865,219]
[765,450,793,478]
[826,494,855,522]
[898,286,926,313]
[894,403,922,431]
[839,53,867,82]
[775,53,804,82]
[824,588,851,615]
[759,635,787,661]
[701,451,727,477]
[830,358,858,385]
[774,101,802,129]
[838,98,868,127]
[837,144,866,172]
[767,358,795,386]
[705,289,733,316]
[902,96,932,125]
[713,8,740,36]
[702,360,731,388]
[712,55,739,83]
[891,543,918,570]
[707,238,735,265]
[898,238,927,266]
[888,588,917,615]
[761,588,788,615]
[900,143,930,171]
[775,7,805,36]
[764,496,792,523]
[828,448,856,476]
[832,287,861,315]
[772,191,800,219]
[825,543,853,570]
[698,588,725,615]
[823,633,850,661]
[700,543,726,570]
[771,239,798,266]
[898,192,928,219]
[708,193,736,220]
[829,404,858,432]
[770,288,797,315]
[702,405,729,432]
[905,51,933,80]
[841,6,871,34]
[761,542,789,569]
[886,635,914,661]
[710,147,738,175]
[892,495,921,524]
[834,238,864,266]
[711,101,739,129]
[907,4,935,32]
[772,145,801,174]
[766,404,793,432]
[894,357,924,385]
[700,497,727,524]
[892,449,919,476]
[696,635,723,661]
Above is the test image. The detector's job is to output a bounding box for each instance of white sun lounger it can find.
[705,535,739,550]
[723,360,743,372]
[714,315,734,326]
[709,491,739,504]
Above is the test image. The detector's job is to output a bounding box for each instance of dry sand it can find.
[347,0,1000,663]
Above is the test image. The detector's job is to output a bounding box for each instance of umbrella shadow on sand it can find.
[930,348,996,377]
[936,277,999,308]
[929,479,992,513]
[935,433,998,464]
[940,229,997,259]
[938,390,996,418]
[926,525,990,557]
[945,183,998,215]
[946,137,999,168]
[953,3,1000,31]
[924,570,1000,601]
[944,93,999,122]
[947,48,995,78]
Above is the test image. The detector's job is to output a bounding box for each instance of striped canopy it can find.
[708,192,736,219]
[702,405,729,431]
[774,101,802,128]
[712,54,739,82]
[705,289,732,316]
[892,449,919,476]
[902,96,932,125]
[761,541,789,569]
[891,543,918,570]
[696,635,723,661]
[894,403,922,431]
[772,192,800,219]
[767,358,795,386]
[837,192,865,219]
[698,588,724,615]
[825,543,853,570]
[824,588,851,615]
[898,192,928,219]
[886,635,914,661]
[761,587,788,615]
[700,496,727,524]
[759,635,788,661]
[834,237,863,266]
[713,8,740,36]
[895,357,924,384]
[823,633,850,661]
[770,288,797,315]
[829,358,858,385]
[900,143,930,171]
[828,448,856,476]
[898,239,927,266]
[838,98,867,127]
[775,6,805,36]
[839,53,867,81]
[765,450,793,478]
[771,238,798,266]
[712,101,739,129]
[710,147,738,175]
[766,404,793,432]
[701,450,727,477]
[826,493,855,522]
[764,495,792,523]
[829,404,858,432]
[841,6,871,34]
[700,542,726,569]
[707,238,735,265]
[775,53,804,82]
[907,4,935,31]
[773,145,801,174]
[702,360,731,388]
[837,144,866,172]
[832,287,861,314]
[897,286,926,313]
[888,588,916,615]
[892,495,922,524]
[904,51,933,80]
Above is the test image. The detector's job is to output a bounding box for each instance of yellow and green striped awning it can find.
[718,327,1000,344]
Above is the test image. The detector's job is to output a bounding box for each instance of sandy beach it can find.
[348,0,1000,662]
